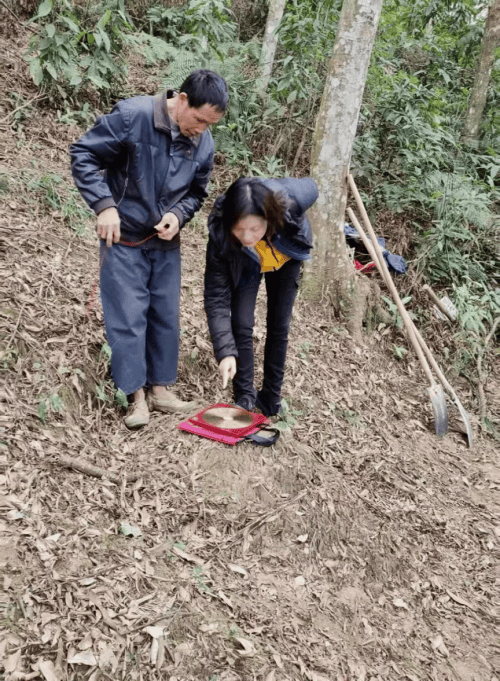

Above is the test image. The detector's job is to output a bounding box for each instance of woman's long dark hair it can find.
[221,178,286,247]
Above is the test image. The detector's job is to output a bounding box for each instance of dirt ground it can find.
[1,29,500,681]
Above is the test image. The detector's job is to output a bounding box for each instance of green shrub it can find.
[25,0,132,104]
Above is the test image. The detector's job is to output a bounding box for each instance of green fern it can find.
[130,22,278,168]
[424,170,492,230]
[162,50,203,90]
[125,33,180,65]
[161,45,261,152]
[417,169,499,285]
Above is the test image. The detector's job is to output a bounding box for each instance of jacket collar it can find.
[153,91,201,148]
[153,91,173,132]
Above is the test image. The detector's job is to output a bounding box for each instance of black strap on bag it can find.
[244,427,280,446]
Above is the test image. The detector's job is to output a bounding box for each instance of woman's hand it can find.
[219,356,236,388]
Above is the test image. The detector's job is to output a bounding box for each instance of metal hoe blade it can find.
[453,397,473,445]
[428,384,448,438]
[412,325,473,448]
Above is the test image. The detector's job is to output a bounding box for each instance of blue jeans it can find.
[231,258,301,416]
[99,242,181,395]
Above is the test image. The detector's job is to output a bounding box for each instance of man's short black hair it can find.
[180,69,229,113]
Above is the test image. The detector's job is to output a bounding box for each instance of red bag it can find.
[178,403,279,446]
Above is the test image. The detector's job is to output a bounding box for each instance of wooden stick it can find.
[422,284,456,322]
[4,304,26,352]
[347,176,473,446]
[347,207,435,385]
[0,0,38,33]
[0,94,47,125]
[59,454,140,483]
[0,0,21,23]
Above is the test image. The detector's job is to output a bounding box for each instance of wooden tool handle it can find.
[422,284,456,322]
[347,176,472,446]
[346,182,436,387]
[347,207,434,385]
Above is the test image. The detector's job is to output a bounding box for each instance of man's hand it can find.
[97,207,121,247]
[219,356,237,389]
[155,212,180,241]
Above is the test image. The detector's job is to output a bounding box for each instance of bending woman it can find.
[204,177,318,416]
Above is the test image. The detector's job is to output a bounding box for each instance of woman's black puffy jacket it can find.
[204,177,318,362]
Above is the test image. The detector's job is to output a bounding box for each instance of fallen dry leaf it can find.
[200,622,219,634]
[67,651,97,666]
[37,659,60,681]
[177,585,191,602]
[171,546,205,566]
[393,597,409,610]
[446,590,476,611]
[432,634,449,657]
[5,650,21,674]
[234,637,256,657]
[218,589,233,608]
[150,637,159,665]
[97,644,119,673]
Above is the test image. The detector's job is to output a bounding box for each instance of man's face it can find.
[175,93,224,138]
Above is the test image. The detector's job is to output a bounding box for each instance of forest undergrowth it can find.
[1,26,500,681]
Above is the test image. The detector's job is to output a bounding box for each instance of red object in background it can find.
[354,260,376,273]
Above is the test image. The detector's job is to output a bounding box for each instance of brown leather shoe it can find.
[149,390,197,414]
[124,400,149,429]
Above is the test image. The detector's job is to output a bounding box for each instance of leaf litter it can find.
[0,29,499,681]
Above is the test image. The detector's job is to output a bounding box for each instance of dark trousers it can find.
[231,258,301,416]
[99,242,181,395]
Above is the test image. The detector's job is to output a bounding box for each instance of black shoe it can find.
[234,396,255,412]
[255,394,281,418]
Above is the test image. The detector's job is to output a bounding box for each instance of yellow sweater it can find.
[253,240,291,272]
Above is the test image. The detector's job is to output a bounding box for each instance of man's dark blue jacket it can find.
[204,177,318,362]
[70,91,215,250]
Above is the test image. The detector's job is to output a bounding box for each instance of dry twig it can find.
[4,303,26,352]
[0,94,47,125]
[477,316,500,427]
[58,454,140,483]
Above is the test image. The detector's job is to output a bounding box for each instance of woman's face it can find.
[231,215,267,248]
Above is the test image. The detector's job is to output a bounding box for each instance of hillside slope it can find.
[1,31,499,681]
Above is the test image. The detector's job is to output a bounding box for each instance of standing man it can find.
[70,70,228,429]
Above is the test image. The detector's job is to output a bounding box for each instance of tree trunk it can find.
[304,0,382,338]
[461,0,500,144]
[260,0,287,93]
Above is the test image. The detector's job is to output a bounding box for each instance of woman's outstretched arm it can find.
[204,236,238,363]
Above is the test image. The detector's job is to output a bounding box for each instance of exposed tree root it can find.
[346,275,391,342]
